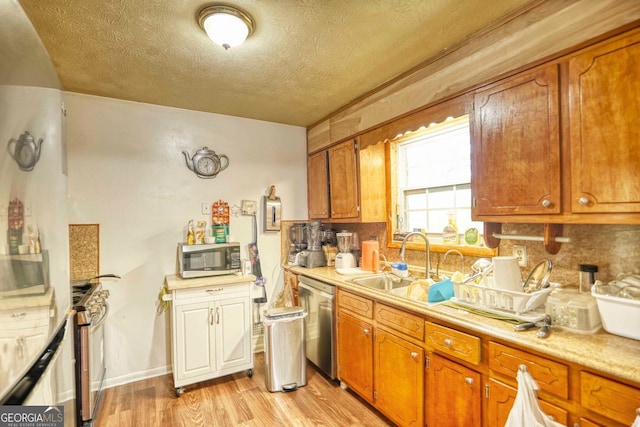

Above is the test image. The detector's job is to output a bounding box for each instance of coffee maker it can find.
[287,223,307,265]
[299,221,326,268]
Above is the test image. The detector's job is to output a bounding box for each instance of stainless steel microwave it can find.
[177,242,241,278]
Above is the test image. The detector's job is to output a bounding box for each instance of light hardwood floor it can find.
[95,352,393,427]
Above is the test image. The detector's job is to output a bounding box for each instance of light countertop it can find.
[288,265,640,385]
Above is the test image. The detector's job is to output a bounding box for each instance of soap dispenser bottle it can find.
[442,212,459,244]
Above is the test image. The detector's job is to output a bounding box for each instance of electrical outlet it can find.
[513,245,527,267]
[201,202,211,215]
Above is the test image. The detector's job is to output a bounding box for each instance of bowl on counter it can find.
[592,287,640,341]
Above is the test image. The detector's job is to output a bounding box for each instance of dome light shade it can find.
[198,5,254,50]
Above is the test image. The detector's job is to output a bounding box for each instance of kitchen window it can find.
[389,114,491,254]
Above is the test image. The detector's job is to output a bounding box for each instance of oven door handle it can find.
[90,303,110,333]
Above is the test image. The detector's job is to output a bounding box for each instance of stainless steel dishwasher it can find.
[298,275,336,379]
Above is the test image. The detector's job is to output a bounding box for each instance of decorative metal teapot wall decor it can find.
[7,131,43,171]
[182,146,230,179]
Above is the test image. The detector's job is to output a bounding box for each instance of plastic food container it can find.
[545,289,601,334]
[591,287,640,340]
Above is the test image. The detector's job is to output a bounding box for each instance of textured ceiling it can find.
[19,0,532,127]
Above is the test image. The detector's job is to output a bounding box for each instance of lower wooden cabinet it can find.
[426,352,481,427]
[283,269,299,306]
[580,371,640,426]
[334,289,640,427]
[336,311,374,402]
[486,377,568,426]
[374,329,424,426]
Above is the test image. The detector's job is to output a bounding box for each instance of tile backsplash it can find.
[69,224,100,280]
[281,220,640,288]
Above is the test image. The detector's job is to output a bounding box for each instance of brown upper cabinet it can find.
[567,30,640,214]
[472,63,561,217]
[307,150,329,218]
[308,138,386,222]
[472,27,640,224]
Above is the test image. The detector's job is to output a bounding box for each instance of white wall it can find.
[65,93,308,387]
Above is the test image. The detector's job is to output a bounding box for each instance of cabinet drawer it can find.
[0,305,50,331]
[375,304,423,341]
[489,342,568,399]
[173,283,249,301]
[337,290,373,319]
[581,371,640,425]
[425,322,481,365]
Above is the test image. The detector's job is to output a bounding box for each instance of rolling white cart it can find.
[164,274,255,396]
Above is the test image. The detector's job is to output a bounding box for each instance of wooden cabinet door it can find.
[472,64,561,216]
[328,139,359,219]
[426,353,481,427]
[283,269,299,306]
[486,378,568,426]
[215,296,251,372]
[568,30,640,213]
[336,311,373,402]
[174,301,215,381]
[375,329,424,426]
[307,150,329,218]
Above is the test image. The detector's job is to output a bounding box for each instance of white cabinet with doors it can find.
[165,274,254,396]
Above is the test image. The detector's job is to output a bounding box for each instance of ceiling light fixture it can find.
[198,4,254,50]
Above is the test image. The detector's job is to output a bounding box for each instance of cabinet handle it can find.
[410,352,418,359]
[578,197,589,205]
[209,308,214,326]
[11,312,26,320]
[206,288,223,294]
[444,338,453,346]
[464,377,474,385]
[363,328,370,336]
[216,307,220,324]
[541,199,551,208]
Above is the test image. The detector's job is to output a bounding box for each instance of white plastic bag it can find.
[505,366,566,427]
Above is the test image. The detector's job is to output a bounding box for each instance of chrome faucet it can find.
[399,232,431,279]
[444,249,464,273]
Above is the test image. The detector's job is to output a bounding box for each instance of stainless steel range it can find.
[72,275,117,426]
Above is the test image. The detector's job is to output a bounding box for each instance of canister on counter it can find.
[212,224,228,243]
[579,264,598,292]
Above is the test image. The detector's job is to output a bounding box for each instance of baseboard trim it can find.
[103,342,266,389]
[103,365,171,389]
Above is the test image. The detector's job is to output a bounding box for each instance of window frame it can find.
[380,96,496,257]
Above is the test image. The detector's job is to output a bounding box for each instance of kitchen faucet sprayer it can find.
[399,232,431,280]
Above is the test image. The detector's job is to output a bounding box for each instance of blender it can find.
[299,221,326,268]
[335,232,356,270]
[288,223,307,264]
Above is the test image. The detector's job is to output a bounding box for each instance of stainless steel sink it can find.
[350,274,412,290]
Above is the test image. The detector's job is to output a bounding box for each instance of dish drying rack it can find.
[451,280,554,322]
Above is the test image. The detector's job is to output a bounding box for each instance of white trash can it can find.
[263,307,307,392]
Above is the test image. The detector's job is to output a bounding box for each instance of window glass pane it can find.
[457,186,472,208]
[407,211,426,231]
[394,115,480,245]
[427,211,449,234]
[406,192,426,209]
[427,188,454,209]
